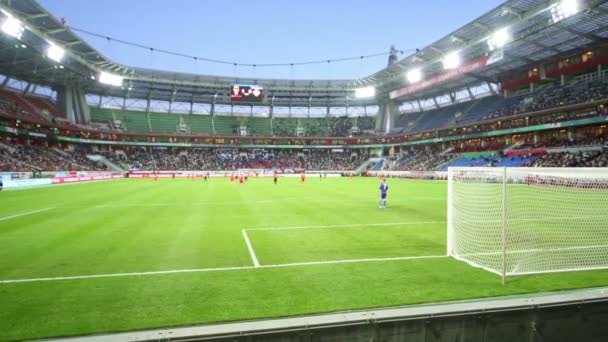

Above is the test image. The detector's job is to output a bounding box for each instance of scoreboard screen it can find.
[230,84,265,103]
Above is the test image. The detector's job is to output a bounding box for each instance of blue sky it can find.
[38,0,505,80]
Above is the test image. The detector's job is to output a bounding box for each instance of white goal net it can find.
[447,167,608,282]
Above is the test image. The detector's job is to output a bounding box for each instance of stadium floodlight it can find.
[1,15,24,39]
[551,0,580,23]
[561,0,579,15]
[46,43,65,63]
[98,72,124,87]
[487,28,510,51]
[354,87,375,98]
[443,51,461,70]
[406,68,422,83]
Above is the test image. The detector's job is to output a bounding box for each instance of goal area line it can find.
[241,222,446,268]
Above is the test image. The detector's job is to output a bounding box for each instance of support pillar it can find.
[376,99,399,134]
[56,83,90,124]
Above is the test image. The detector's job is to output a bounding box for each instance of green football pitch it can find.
[1,177,607,341]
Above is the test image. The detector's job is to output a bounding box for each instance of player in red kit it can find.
[301,173,306,184]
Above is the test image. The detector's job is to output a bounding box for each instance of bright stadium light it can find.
[1,15,24,39]
[561,0,579,16]
[406,68,422,83]
[46,43,65,63]
[355,87,375,98]
[551,0,580,23]
[487,27,510,51]
[443,51,461,70]
[98,72,124,87]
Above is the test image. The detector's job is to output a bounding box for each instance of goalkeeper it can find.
[379,179,388,208]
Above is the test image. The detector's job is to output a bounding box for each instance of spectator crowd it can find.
[0,139,106,172]
[104,147,367,172]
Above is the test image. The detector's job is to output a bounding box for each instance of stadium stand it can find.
[246,117,272,136]
[0,138,106,172]
[395,77,608,134]
[149,112,180,133]
[118,148,367,171]
[181,114,214,134]
[212,115,240,135]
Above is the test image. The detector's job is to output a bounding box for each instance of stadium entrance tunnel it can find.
[53,287,608,342]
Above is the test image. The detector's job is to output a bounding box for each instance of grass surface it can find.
[1,177,607,341]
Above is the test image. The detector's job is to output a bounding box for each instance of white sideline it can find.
[0,255,447,284]
[0,208,54,221]
[246,221,446,231]
[242,229,260,267]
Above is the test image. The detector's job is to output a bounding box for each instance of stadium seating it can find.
[0,138,106,172]
[182,114,214,134]
[0,89,52,124]
[213,116,240,135]
[357,116,375,131]
[89,107,115,126]
[90,107,151,132]
[244,117,272,136]
[118,147,366,171]
[494,156,536,167]
[25,96,66,119]
[395,77,608,134]
[272,117,330,136]
[272,117,299,136]
[371,159,384,171]
[329,117,353,136]
[149,112,180,133]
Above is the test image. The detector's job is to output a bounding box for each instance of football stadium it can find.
[1,0,608,340]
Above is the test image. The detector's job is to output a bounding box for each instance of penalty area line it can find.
[0,255,447,284]
[0,208,54,221]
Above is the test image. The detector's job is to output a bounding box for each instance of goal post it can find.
[447,167,608,282]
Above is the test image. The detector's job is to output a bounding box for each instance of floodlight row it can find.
[0,11,125,87]
[0,0,583,91]
[401,0,580,85]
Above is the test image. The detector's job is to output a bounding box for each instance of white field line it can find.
[260,255,447,268]
[4,178,123,191]
[453,216,608,225]
[51,196,444,209]
[0,255,447,284]
[246,221,446,231]
[458,244,608,258]
[0,208,54,222]
[242,229,260,267]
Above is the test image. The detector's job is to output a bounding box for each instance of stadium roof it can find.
[0,0,606,106]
